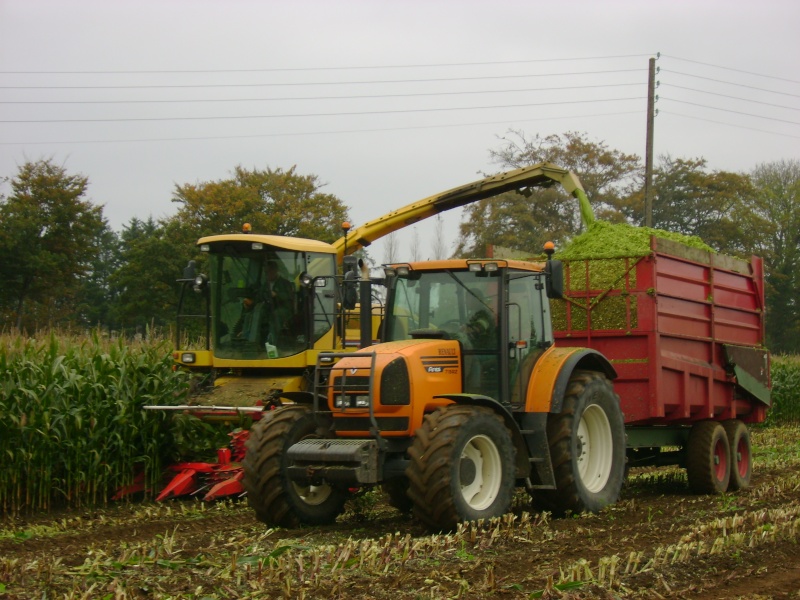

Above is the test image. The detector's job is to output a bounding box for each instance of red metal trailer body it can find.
[553,237,770,427]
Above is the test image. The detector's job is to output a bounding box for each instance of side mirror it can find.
[545,259,564,299]
[342,255,359,310]
[183,260,197,280]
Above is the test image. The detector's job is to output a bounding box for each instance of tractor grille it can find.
[332,416,409,432]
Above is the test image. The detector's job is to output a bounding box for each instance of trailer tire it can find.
[534,370,626,516]
[722,419,751,491]
[406,405,515,531]
[687,420,731,495]
[242,406,348,527]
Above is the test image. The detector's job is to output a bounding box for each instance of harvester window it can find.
[211,247,312,360]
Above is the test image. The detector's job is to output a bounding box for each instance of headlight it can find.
[180,353,196,364]
[334,395,370,408]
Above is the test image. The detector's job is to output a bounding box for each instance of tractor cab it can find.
[382,259,559,406]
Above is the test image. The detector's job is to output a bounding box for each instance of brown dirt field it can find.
[2,428,800,599]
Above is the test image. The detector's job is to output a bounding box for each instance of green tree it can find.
[455,131,642,257]
[110,217,192,335]
[171,165,350,243]
[748,160,800,353]
[0,159,105,331]
[73,223,123,330]
[645,156,755,255]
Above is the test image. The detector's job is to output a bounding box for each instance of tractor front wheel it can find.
[242,406,348,527]
[406,405,515,531]
[534,370,626,516]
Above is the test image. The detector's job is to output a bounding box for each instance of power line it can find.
[661,69,800,99]
[0,110,644,146]
[660,110,800,139]
[0,68,645,90]
[0,54,655,75]
[664,84,800,111]
[660,55,800,85]
[0,82,643,105]
[0,96,645,124]
[660,98,800,126]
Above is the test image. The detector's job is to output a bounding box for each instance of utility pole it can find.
[644,56,656,227]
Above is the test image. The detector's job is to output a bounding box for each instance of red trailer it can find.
[553,236,770,493]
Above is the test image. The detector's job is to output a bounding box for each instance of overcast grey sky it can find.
[1,0,798,264]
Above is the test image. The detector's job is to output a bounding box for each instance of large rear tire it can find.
[406,405,515,531]
[534,370,626,516]
[723,419,752,491]
[687,420,731,495]
[242,406,348,527]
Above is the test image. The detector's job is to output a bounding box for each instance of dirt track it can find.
[2,427,799,599]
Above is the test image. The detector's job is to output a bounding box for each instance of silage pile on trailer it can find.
[555,220,713,260]
[551,221,714,332]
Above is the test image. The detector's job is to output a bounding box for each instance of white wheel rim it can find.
[576,404,614,493]
[459,434,502,510]
[292,482,333,506]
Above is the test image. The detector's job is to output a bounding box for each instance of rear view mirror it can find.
[545,259,564,299]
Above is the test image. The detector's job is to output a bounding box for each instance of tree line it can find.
[1,132,798,352]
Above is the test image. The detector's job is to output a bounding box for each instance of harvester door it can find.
[304,252,338,348]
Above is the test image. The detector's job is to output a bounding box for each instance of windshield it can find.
[386,270,500,350]
[208,244,334,360]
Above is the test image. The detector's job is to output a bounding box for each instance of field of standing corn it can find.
[0,333,211,516]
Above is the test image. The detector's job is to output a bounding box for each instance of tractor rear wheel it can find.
[723,419,751,491]
[534,370,626,516]
[406,405,515,531]
[242,406,348,527]
[687,420,731,494]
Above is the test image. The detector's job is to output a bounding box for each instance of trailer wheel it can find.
[722,419,751,491]
[242,406,348,527]
[535,370,626,516]
[406,405,515,531]
[687,420,731,495]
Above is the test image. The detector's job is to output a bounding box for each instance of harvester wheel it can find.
[242,406,347,527]
[534,370,626,516]
[723,420,752,491]
[687,420,731,495]
[406,405,515,531]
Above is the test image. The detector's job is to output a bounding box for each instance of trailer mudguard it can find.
[433,393,532,479]
[525,346,617,414]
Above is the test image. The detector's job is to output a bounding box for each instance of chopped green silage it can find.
[555,221,714,260]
